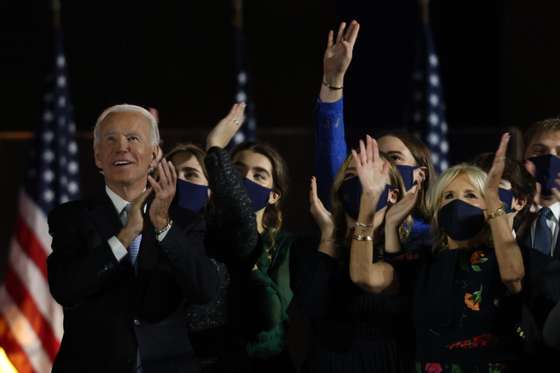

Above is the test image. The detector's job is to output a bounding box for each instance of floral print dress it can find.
[414,246,523,373]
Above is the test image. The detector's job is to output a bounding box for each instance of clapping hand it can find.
[148,160,177,231]
[352,135,389,197]
[309,176,334,236]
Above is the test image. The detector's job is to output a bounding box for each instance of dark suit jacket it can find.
[47,192,219,373]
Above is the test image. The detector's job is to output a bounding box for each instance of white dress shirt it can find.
[531,200,560,256]
[105,186,171,261]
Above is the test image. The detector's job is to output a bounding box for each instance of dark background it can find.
[2,0,560,250]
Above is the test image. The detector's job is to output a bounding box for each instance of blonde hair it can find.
[330,153,411,257]
[429,163,488,250]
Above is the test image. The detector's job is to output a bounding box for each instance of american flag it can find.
[231,0,257,145]
[0,33,79,373]
[410,21,449,173]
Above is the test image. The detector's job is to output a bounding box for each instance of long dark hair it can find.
[379,131,437,220]
[231,142,290,239]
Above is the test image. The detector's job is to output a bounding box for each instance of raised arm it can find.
[485,133,525,293]
[349,136,396,293]
[315,21,360,204]
[205,103,259,259]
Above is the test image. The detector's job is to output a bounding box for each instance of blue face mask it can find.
[243,178,273,212]
[498,187,514,213]
[437,199,486,241]
[396,165,418,191]
[175,179,209,213]
[528,154,560,196]
[339,176,392,220]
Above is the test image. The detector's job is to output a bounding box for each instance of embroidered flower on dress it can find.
[470,250,488,272]
[464,285,483,311]
[447,333,495,350]
[424,362,443,373]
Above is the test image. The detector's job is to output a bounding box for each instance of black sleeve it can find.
[47,203,123,307]
[204,147,258,259]
[543,300,560,349]
[158,221,220,304]
[293,250,339,321]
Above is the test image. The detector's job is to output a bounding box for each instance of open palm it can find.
[323,20,360,83]
[352,135,389,196]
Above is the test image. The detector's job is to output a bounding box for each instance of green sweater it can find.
[245,230,295,359]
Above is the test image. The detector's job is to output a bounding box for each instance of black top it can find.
[414,245,523,365]
[296,251,414,373]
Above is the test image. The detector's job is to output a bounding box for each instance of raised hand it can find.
[351,135,389,196]
[206,103,246,150]
[484,132,511,212]
[323,20,360,86]
[148,159,177,230]
[309,176,334,236]
[386,184,421,227]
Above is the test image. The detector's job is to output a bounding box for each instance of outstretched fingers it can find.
[336,22,346,44]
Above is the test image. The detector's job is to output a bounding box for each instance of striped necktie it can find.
[534,207,553,256]
[121,204,142,265]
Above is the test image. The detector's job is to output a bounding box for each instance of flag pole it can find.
[52,0,61,30]
[420,0,430,25]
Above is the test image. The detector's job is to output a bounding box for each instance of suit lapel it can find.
[88,193,123,242]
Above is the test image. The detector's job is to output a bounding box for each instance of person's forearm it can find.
[384,223,402,254]
[319,74,344,103]
[349,192,394,293]
[489,213,525,293]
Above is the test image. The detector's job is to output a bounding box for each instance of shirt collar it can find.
[105,185,130,215]
[547,201,560,222]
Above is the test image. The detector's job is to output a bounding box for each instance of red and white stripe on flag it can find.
[0,192,63,373]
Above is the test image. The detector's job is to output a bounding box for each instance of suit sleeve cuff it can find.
[108,236,128,261]
[156,222,173,242]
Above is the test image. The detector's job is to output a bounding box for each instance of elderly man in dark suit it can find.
[47,104,219,373]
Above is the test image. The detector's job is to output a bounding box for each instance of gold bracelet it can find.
[355,221,373,228]
[487,205,507,220]
[322,80,344,90]
[352,234,373,241]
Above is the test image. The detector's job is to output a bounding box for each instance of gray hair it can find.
[93,104,160,146]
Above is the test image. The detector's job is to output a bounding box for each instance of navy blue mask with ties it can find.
[498,187,514,213]
[243,178,273,212]
[437,199,486,241]
[175,179,209,213]
[528,154,560,196]
[340,176,392,220]
[396,165,418,191]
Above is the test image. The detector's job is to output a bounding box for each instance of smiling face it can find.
[94,111,158,192]
[378,135,417,167]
